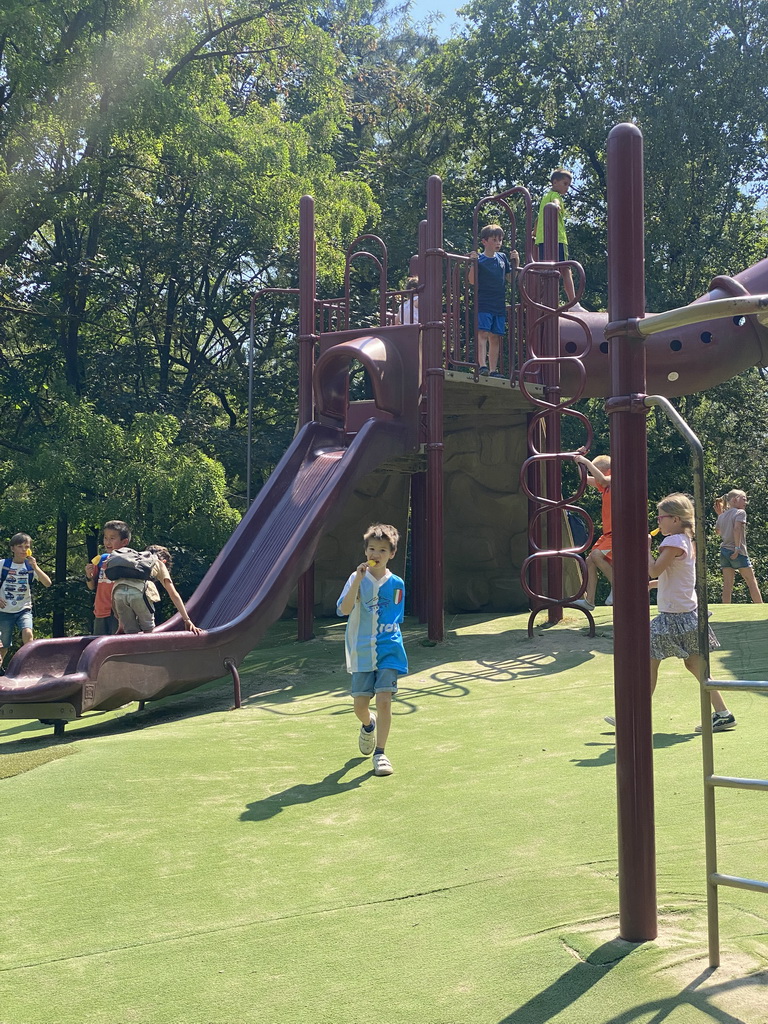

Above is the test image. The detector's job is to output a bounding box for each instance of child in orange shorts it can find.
[573,451,612,610]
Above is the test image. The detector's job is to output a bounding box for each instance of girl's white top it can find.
[657,533,696,613]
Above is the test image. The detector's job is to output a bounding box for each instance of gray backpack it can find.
[105,547,157,582]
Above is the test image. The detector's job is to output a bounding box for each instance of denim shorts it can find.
[0,608,33,648]
[351,668,399,697]
[719,547,752,569]
[478,312,507,336]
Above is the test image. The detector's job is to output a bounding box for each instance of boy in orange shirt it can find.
[573,452,612,610]
[85,520,131,634]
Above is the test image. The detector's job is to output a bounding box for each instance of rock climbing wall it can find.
[303,376,535,616]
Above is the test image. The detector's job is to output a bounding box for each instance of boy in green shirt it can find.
[534,169,584,310]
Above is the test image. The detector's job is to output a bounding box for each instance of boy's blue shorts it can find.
[478,313,507,336]
[719,547,752,569]
[351,668,399,697]
[0,608,33,648]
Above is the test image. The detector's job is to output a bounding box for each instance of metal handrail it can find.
[634,293,768,336]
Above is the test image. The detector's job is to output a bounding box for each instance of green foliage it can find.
[2,0,768,639]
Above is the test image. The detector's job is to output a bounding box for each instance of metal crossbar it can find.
[644,394,768,968]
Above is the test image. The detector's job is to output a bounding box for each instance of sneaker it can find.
[479,365,489,376]
[695,711,737,734]
[358,713,376,755]
[572,598,595,611]
[373,752,394,776]
[604,590,613,606]
[603,715,616,727]
[490,370,504,378]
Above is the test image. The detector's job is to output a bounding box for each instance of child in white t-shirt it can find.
[648,493,735,733]
[0,532,52,670]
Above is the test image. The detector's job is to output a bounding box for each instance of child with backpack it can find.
[85,520,132,635]
[107,544,202,635]
[0,533,52,670]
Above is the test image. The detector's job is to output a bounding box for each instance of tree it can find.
[419,0,768,308]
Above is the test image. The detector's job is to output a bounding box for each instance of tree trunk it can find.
[52,512,68,637]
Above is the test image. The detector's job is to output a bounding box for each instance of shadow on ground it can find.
[240,758,373,821]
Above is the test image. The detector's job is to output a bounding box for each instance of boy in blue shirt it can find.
[337,523,407,777]
[469,224,518,377]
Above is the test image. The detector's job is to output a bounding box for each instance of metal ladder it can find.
[646,394,768,968]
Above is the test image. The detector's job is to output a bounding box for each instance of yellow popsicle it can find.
[26,547,32,557]
[650,527,660,537]
[367,560,377,567]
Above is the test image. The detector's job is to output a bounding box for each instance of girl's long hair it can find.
[657,493,695,540]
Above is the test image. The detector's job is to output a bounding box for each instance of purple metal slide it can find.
[0,326,421,732]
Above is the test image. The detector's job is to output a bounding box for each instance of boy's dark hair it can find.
[103,520,132,542]
[363,523,399,553]
[406,276,419,289]
[147,544,172,570]
[10,532,31,548]
[551,168,573,184]
[480,224,504,241]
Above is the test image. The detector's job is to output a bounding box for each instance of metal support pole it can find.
[424,176,445,642]
[606,123,657,942]
[247,293,255,505]
[297,195,317,641]
[225,657,242,709]
[410,472,428,623]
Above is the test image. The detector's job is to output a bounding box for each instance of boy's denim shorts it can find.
[478,312,507,336]
[719,547,752,569]
[351,668,399,697]
[0,608,33,648]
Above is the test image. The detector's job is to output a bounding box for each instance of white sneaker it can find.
[358,713,376,756]
[604,716,616,727]
[604,590,613,606]
[573,598,595,611]
[373,752,393,776]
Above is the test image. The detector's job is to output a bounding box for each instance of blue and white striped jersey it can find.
[337,569,407,675]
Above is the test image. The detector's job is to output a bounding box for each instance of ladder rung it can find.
[711,873,768,895]
[707,775,768,791]
[705,679,768,692]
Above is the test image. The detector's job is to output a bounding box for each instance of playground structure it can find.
[1,124,768,960]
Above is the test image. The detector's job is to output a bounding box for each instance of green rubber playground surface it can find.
[1,606,767,1024]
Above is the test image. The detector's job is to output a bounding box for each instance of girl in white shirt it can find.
[649,493,735,732]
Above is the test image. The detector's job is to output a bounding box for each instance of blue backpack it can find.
[1,558,35,586]
[0,559,36,605]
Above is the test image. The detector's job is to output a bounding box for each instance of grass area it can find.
[1,606,767,1024]
[0,741,74,779]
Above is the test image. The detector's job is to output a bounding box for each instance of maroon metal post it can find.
[297,195,317,641]
[410,472,428,623]
[606,123,657,941]
[424,176,445,642]
[542,202,564,624]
